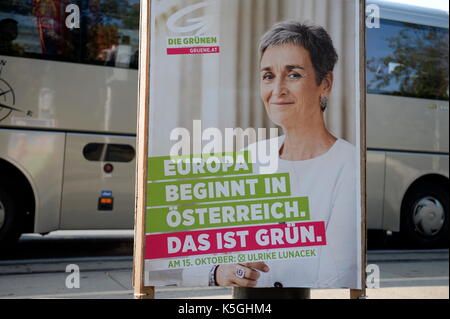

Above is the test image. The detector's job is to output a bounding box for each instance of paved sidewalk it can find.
[0,251,448,299]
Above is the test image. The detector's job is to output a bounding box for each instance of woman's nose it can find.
[273,78,288,96]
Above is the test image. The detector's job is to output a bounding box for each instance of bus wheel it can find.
[401,182,449,249]
[0,185,22,249]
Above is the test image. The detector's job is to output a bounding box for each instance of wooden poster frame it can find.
[132,0,367,300]
[350,0,368,300]
[133,0,154,299]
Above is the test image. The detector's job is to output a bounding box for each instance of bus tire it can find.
[401,182,449,249]
[0,184,23,250]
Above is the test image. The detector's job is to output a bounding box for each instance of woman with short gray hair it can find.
[209,21,358,289]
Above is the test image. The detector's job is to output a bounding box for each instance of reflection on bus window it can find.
[0,18,24,56]
[83,143,105,161]
[0,0,139,69]
[367,19,449,101]
[104,144,135,163]
[83,143,135,162]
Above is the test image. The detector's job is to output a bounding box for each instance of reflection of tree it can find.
[87,0,116,63]
[1,0,29,14]
[32,0,60,54]
[367,24,449,100]
[90,25,119,63]
[122,3,140,30]
[32,0,77,57]
[86,0,139,64]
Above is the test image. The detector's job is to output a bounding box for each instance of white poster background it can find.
[145,0,362,289]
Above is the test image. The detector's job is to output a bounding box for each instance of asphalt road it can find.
[0,230,135,260]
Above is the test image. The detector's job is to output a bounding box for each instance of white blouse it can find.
[180,136,360,288]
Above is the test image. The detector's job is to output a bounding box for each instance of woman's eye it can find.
[288,72,302,79]
[262,73,274,80]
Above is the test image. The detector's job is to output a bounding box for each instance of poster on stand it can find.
[135,0,364,290]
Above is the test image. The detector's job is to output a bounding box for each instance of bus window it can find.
[367,19,449,101]
[0,0,139,69]
[84,0,140,69]
[104,144,135,163]
[83,143,135,162]
[83,143,105,161]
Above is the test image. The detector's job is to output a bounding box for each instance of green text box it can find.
[146,197,309,233]
[147,151,252,181]
[147,173,291,207]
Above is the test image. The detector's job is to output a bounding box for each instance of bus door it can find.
[59,134,136,230]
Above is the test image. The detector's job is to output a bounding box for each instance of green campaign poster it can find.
[139,0,364,289]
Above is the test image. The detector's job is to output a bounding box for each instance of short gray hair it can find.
[259,21,338,85]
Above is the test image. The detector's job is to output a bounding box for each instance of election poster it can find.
[134,0,364,291]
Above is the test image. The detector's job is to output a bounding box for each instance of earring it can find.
[320,96,328,112]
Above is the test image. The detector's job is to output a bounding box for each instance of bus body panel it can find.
[0,53,138,233]
[366,151,386,230]
[365,2,449,239]
[367,94,449,154]
[59,133,136,230]
[0,1,140,238]
[0,129,65,233]
[0,56,138,135]
[383,152,449,232]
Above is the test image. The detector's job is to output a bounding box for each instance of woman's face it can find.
[260,43,329,128]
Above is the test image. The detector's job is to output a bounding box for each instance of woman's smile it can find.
[270,101,295,106]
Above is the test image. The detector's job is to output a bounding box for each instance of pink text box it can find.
[145,221,326,260]
[167,46,220,55]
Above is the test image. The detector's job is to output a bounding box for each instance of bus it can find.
[0,0,448,249]
[366,0,449,248]
[0,0,139,247]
